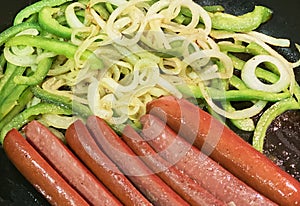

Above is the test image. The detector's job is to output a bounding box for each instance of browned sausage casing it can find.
[141,114,277,206]
[24,120,122,206]
[146,96,300,206]
[86,115,189,206]
[65,119,152,206]
[121,124,227,206]
[3,129,89,206]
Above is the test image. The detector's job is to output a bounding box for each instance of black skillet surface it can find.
[0,0,299,205]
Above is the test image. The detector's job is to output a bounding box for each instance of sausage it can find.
[24,120,122,206]
[65,119,152,206]
[86,115,189,206]
[141,114,277,206]
[3,129,89,206]
[146,96,300,206]
[121,124,226,206]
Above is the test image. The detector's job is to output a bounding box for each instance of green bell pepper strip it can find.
[209,6,272,32]
[0,22,41,47]
[177,85,291,102]
[0,63,18,93]
[31,85,92,118]
[252,97,300,152]
[0,84,28,120]
[14,57,53,85]
[0,88,33,131]
[223,76,255,131]
[105,2,117,14]
[13,0,73,25]
[175,5,272,32]
[38,7,72,39]
[0,66,27,104]
[5,35,103,70]
[0,102,72,144]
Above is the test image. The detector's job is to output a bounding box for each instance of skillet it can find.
[0,0,299,205]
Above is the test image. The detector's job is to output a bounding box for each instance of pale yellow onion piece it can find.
[42,76,88,104]
[87,77,102,115]
[157,76,183,98]
[241,55,291,92]
[211,32,296,93]
[11,45,35,56]
[183,49,234,80]
[74,31,104,68]
[159,57,183,75]
[149,87,170,97]
[100,73,138,94]
[146,0,170,17]
[89,88,118,123]
[248,31,290,47]
[71,26,95,46]
[16,28,39,36]
[198,81,268,119]
[65,2,86,28]
[121,7,145,35]
[165,0,211,35]
[41,114,76,129]
[94,92,116,120]
[4,47,37,67]
[167,0,200,31]
[135,58,160,85]
[110,61,133,81]
[145,5,170,49]
[292,43,300,68]
[36,52,56,63]
[106,0,148,46]
[90,8,107,30]
[116,96,143,116]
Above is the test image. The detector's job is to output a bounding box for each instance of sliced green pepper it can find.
[0,88,33,131]
[0,66,26,103]
[0,102,72,144]
[6,35,103,70]
[0,22,41,47]
[253,98,300,152]
[14,57,53,85]
[210,6,272,32]
[177,85,291,102]
[13,0,73,25]
[31,85,92,118]
[38,6,72,39]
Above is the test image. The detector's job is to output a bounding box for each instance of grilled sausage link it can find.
[24,120,122,206]
[3,129,89,206]
[141,114,277,206]
[146,96,300,205]
[65,119,152,206]
[121,124,227,206]
[86,116,189,206]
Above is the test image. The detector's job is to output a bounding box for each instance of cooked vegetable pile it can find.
[0,0,299,153]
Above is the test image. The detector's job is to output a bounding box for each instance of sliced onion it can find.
[241,55,291,92]
[65,2,86,28]
[4,47,36,67]
[248,31,290,47]
[157,76,183,98]
[198,82,268,119]
[41,114,76,129]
